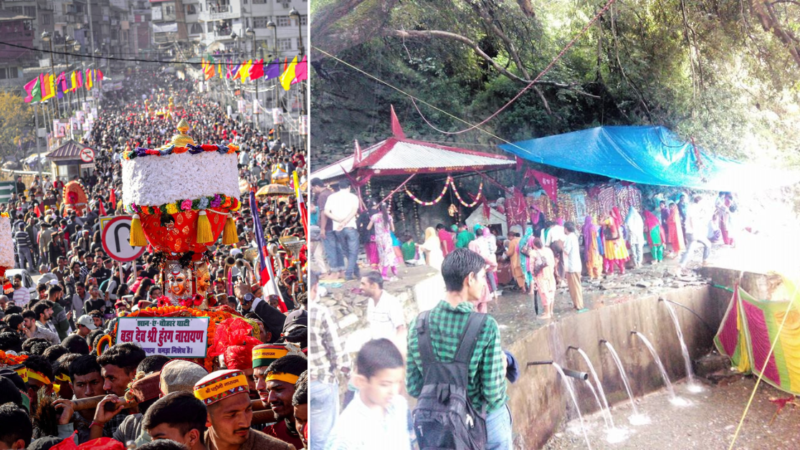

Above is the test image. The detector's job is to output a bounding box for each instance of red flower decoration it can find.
[156,296,172,308]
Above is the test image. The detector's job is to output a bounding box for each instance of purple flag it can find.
[263,59,281,80]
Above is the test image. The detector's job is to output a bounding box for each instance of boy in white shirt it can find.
[326,339,413,450]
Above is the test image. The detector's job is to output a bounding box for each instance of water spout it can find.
[631,331,676,399]
[662,300,702,393]
[553,362,593,450]
[527,362,589,381]
[600,341,640,418]
[568,346,614,429]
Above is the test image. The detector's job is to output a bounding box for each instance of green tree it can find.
[0,91,34,160]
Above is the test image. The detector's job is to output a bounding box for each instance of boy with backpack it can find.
[406,248,512,449]
[325,338,413,450]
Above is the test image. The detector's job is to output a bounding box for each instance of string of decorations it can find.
[125,193,241,215]
[122,143,240,160]
[404,176,484,208]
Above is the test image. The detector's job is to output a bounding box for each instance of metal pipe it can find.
[599,339,608,344]
[567,346,578,351]
[526,361,554,366]
[561,368,590,381]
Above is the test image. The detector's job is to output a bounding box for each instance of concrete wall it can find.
[507,285,729,449]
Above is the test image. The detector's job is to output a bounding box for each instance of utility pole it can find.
[291,7,306,153]
[268,20,279,141]
[87,0,96,55]
[34,103,43,180]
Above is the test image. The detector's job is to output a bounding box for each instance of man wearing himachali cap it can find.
[252,344,306,449]
[194,369,294,450]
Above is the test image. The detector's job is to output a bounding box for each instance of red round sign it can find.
[80,147,95,163]
[102,216,147,262]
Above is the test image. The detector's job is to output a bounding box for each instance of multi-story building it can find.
[0,0,54,49]
[150,0,306,61]
[0,9,35,88]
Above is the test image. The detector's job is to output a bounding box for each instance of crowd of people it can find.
[0,67,310,450]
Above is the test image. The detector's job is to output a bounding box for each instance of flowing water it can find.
[583,379,610,429]
[553,362,593,450]
[632,331,676,400]
[601,341,638,416]
[662,300,703,393]
[573,347,614,428]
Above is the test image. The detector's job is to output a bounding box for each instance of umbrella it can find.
[256,184,295,197]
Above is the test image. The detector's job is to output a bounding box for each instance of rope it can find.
[410,0,617,135]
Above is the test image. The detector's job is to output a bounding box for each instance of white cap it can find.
[76,315,97,330]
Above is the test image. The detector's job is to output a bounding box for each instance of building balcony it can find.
[198,6,238,22]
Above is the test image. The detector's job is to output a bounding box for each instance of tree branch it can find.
[387,29,600,99]
[465,0,531,79]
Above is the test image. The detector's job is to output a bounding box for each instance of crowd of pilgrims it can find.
[0,68,310,450]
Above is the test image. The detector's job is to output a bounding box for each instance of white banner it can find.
[116,317,210,358]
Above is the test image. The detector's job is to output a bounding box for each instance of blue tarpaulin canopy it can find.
[499,126,799,192]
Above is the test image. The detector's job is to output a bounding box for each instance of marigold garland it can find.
[0,349,28,366]
[406,176,484,208]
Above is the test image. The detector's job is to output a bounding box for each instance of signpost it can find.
[101,215,146,262]
[116,317,210,357]
[79,147,95,163]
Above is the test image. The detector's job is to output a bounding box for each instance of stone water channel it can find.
[317,258,796,448]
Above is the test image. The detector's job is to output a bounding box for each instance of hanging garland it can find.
[405,176,484,208]
[451,180,483,208]
[405,177,450,206]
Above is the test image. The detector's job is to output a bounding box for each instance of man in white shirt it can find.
[360,272,407,353]
[562,222,585,311]
[680,195,712,270]
[325,179,361,281]
[10,274,30,308]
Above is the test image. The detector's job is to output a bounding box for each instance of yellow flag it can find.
[41,74,55,100]
[218,64,222,79]
[238,60,252,82]
[280,56,298,91]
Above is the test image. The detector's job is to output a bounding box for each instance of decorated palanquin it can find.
[62,180,89,216]
[122,119,240,307]
[123,118,240,258]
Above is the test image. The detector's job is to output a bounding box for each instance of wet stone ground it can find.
[491,255,710,347]
[543,377,800,449]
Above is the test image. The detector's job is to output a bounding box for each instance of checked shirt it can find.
[406,300,508,413]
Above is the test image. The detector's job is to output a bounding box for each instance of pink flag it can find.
[390,105,405,139]
[291,55,307,85]
[23,77,38,103]
[526,169,558,204]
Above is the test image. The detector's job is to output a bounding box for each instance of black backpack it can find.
[412,310,488,450]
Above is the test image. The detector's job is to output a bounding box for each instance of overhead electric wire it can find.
[0,40,283,66]
[409,0,617,135]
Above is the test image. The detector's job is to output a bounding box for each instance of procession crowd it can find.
[0,68,310,450]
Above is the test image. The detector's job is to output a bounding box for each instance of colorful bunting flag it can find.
[42,74,55,101]
[249,59,264,81]
[291,56,307,85]
[264,59,281,80]
[23,77,40,103]
[280,56,298,91]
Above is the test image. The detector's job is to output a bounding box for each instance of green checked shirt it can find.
[406,300,508,413]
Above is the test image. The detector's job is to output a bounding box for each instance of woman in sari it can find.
[666,202,685,257]
[418,227,444,272]
[469,228,499,305]
[644,210,665,264]
[602,215,629,275]
[367,202,398,280]
[529,237,555,319]
[582,216,603,279]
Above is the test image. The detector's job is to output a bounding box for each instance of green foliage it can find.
[311,0,800,167]
[0,91,34,159]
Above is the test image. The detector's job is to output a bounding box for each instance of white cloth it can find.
[562,232,582,273]
[544,225,565,246]
[325,394,413,450]
[420,238,444,271]
[367,291,405,341]
[625,209,645,245]
[325,190,360,230]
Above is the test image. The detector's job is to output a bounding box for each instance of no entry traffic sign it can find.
[102,216,146,262]
[80,147,95,163]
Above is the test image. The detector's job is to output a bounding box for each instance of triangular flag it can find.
[249,59,264,81]
[291,56,307,85]
[264,59,281,80]
[55,73,64,99]
[85,69,92,90]
[238,60,252,82]
[390,105,405,138]
[280,56,298,91]
[283,57,288,72]
[23,77,39,103]
[231,62,243,80]
[76,70,83,89]
[97,70,104,81]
